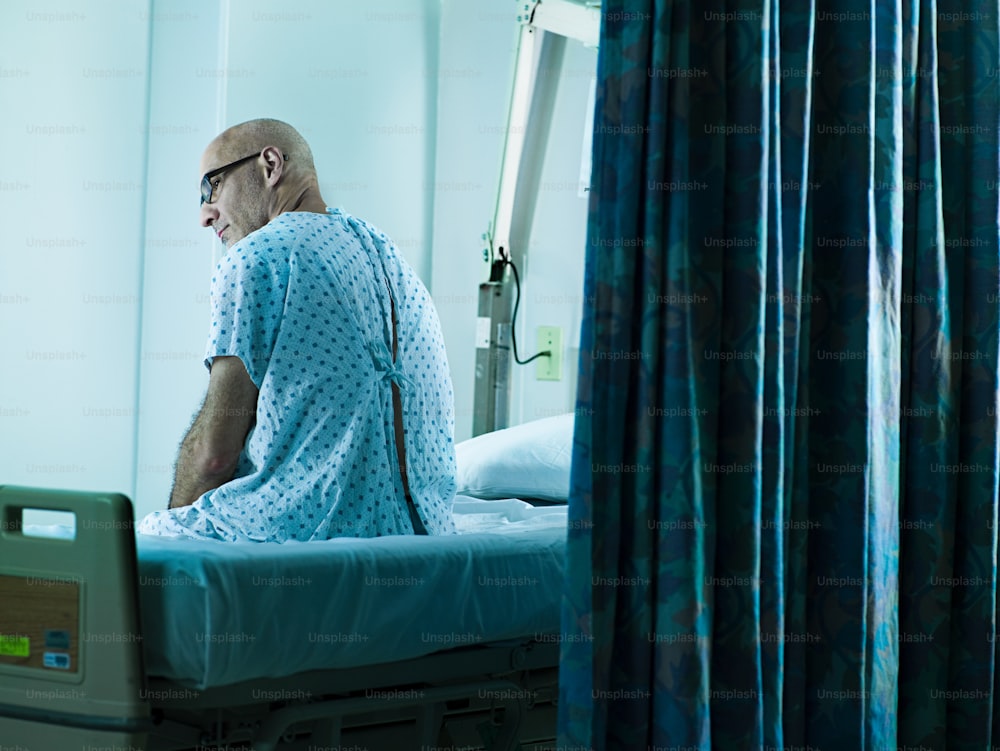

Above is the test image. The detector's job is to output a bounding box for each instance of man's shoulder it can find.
[247,212,312,243]
[259,210,353,247]
[227,213,322,259]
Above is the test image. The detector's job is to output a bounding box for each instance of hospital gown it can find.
[138,208,457,541]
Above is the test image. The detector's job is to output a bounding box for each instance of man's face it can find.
[199,147,270,249]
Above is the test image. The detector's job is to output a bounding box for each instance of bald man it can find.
[138,119,457,541]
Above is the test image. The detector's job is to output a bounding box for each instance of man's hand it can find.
[168,356,258,509]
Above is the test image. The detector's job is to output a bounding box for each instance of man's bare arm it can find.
[168,356,258,509]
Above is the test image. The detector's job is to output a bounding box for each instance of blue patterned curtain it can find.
[559,0,999,748]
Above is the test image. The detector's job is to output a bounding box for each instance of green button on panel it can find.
[0,635,30,657]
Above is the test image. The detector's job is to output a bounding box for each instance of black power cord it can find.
[503,254,551,366]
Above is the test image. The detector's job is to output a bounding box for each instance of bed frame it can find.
[0,485,560,751]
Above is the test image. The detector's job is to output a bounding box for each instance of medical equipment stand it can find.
[473,0,600,436]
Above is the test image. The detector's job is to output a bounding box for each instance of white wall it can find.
[0,0,594,521]
[0,0,150,496]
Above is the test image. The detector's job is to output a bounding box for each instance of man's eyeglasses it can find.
[200,152,288,205]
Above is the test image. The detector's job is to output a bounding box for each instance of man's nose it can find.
[200,203,219,228]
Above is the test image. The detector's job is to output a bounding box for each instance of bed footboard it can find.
[0,485,152,750]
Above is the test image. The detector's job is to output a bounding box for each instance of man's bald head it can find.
[199,118,329,246]
[204,118,316,175]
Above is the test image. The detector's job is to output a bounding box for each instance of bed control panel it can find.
[0,573,80,675]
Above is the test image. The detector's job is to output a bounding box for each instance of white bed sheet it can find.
[134,497,567,689]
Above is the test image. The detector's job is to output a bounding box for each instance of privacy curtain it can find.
[559,0,1000,749]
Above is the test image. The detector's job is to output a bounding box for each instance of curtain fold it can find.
[558,0,1000,748]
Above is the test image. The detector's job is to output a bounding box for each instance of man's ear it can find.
[261,145,284,186]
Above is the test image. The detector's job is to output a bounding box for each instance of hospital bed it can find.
[0,417,572,750]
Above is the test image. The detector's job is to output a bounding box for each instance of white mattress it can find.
[135,497,567,689]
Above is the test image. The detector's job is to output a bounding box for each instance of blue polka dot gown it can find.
[138,209,458,541]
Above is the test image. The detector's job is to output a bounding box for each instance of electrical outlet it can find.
[536,326,562,380]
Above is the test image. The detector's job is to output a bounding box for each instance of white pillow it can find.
[454,413,574,501]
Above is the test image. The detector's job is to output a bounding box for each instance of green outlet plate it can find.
[536,326,562,380]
